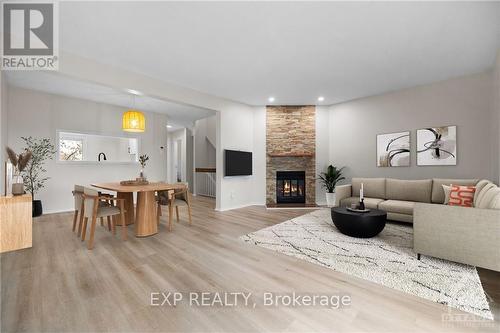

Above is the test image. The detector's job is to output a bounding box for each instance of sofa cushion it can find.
[474,180,492,205]
[475,183,497,208]
[340,197,384,210]
[386,212,413,224]
[476,186,500,209]
[386,179,432,203]
[431,178,478,204]
[352,178,386,199]
[378,200,415,215]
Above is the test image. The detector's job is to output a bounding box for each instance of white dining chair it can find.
[81,187,127,249]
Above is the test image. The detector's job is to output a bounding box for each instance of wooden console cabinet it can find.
[0,194,32,253]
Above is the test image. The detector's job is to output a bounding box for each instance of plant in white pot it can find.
[20,137,56,217]
[6,147,32,195]
[318,165,345,207]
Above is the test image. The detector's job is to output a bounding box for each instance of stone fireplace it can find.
[266,106,315,206]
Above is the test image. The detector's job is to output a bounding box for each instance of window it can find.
[57,131,139,163]
[59,138,84,161]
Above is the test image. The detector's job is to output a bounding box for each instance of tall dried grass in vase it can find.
[6,147,32,195]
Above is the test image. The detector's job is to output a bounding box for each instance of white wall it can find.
[194,116,216,169]
[6,86,168,213]
[217,105,260,210]
[167,128,186,183]
[58,52,258,211]
[252,106,266,205]
[315,106,330,205]
[494,51,500,184]
[0,72,7,195]
[328,72,496,183]
[186,128,194,191]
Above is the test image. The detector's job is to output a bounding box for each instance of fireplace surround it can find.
[266,106,316,206]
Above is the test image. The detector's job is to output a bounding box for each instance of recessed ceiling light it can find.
[166,125,173,128]
[317,96,325,102]
[126,88,143,95]
[268,97,275,103]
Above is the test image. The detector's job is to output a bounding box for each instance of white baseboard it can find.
[215,202,264,212]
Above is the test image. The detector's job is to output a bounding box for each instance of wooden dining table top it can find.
[91,182,185,193]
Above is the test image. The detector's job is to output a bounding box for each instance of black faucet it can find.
[98,152,107,161]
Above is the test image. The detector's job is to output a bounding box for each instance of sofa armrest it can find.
[335,184,352,207]
[414,203,500,271]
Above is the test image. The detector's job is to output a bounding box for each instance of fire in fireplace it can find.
[276,171,306,204]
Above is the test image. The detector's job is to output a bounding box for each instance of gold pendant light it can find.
[123,109,145,132]
[123,93,145,132]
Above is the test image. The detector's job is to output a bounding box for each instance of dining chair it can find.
[73,186,114,237]
[157,183,192,231]
[72,185,85,236]
[81,187,127,249]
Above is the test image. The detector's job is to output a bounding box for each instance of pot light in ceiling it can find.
[268,96,275,103]
[126,88,142,95]
[167,125,173,128]
[317,96,325,102]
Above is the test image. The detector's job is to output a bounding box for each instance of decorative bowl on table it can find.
[120,179,149,186]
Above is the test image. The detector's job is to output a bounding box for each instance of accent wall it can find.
[328,72,497,183]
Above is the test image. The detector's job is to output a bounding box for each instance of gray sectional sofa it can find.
[335,178,500,271]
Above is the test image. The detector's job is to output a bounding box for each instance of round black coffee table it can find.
[331,207,387,238]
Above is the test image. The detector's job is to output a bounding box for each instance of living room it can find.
[1,1,499,332]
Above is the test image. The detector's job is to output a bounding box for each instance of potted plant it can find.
[6,147,32,195]
[139,154,149,180]
[20,137,56,217]
[318,165,345,207]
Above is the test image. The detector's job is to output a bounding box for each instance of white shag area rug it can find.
[240,209,493,319]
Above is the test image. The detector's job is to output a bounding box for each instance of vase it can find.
[326,192,336,207]
[138,168,146,181]
[32,200,43,217]
[11,175,24,195]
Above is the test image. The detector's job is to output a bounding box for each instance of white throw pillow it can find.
[477,187,500,209]
[473,180,491,207]
[442,184,452,204]
[489,192,500,210]
[475,183,496,207]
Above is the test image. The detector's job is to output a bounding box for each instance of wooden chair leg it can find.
[72,210,78,231]
[120,208,127,241]
[107,216,112,231]
[77,211,84,237]
[168,202,173,232]
[100,217,104,227]
[112,216,116,235]
[187,204,193,225]
[175,206,179,222]
[87,216,98,249]
[81,217,89,241]
[157,203,161,225]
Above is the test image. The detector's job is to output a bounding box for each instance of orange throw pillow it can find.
[448,185,476,207]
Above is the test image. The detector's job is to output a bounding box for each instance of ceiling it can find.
[57,1,500,105]
[5,71,216,128]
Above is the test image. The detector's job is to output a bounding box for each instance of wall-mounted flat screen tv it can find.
[224,150,252,176]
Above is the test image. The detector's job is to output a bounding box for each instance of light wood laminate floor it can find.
[1,196,499,332]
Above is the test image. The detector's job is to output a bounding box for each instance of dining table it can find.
[91,182,185,237]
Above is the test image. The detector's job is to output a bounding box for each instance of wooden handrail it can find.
[195,168,216,173]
